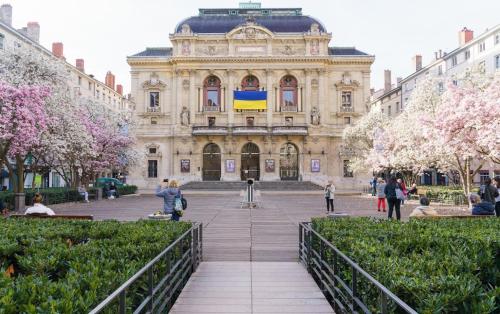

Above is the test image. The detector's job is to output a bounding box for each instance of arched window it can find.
[280,75,298,112]
[203,76,221,112]
[241,75,260,91]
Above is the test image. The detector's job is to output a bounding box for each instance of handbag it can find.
[395,188,405,200]
[174,197,184,217]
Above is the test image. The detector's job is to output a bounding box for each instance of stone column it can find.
[319,69,328,124]
[227,70,234,126]
[175,70,183,126]
[266,69,273,127]
[189,70,196,126]
[362,71,371,113]
[305,70,312,125]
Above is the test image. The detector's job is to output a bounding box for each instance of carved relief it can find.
[181,40,191,55]
[310,39,319,55]
[196,45,228,56]
[182,79,190,89]
[142,72,166,89]
[180,24,192,35]
[310,23,320,35]
[311,107,320,125]
[334,72,361,90]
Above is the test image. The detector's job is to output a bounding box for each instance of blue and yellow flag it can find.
[233,91,267,110]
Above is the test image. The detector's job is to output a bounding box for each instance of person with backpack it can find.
[480,177,499,206]
[324,182,335,213]
[384,177,403,220]
[156,179,183,221]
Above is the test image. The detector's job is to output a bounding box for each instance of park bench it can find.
[9,213,94,220]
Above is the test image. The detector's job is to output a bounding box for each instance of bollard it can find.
[97,187,103,200]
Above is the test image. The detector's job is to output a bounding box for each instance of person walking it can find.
[324,182,335,213]
[376,178,386,212]
[385,177,403,220]
[480,177,499,206]
[493,177,500,217]
[156,179,183,221]
[397,178,407,205]
[370,177,377,196]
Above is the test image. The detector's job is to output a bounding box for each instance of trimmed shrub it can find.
[312,217,499,313]
[0,219,191,313]
[118,185,138,195]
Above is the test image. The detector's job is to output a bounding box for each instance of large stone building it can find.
[127,3,374,190]
[0,3,132,189]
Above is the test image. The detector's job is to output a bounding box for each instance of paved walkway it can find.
[170,262,334,314]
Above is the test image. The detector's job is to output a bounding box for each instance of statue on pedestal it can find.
[311,107,320,125]
[180,107,190,126]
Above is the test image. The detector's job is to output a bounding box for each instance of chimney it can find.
[396,77,402,86]
[370,88,375,95]
[105,71,115,90]
[27,22,40,43]
[384,69,391,92]
[412,55,422,72]
[458,27,474,46]
[0,4,12,26]
[52,42,64,59]
[75,59,85,72]
[116,84,123,95]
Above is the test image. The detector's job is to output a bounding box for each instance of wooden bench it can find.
[9,213,94,220]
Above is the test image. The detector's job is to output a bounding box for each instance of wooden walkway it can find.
[170,262,334,314]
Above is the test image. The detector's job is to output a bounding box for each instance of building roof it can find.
[175,15,326,34]
[328,47,369,56]
[130,47,173,57]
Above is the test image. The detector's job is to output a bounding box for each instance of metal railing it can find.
[299,222,417,314]
[89,223,203,314]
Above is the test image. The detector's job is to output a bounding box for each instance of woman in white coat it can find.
[324,181,335,213]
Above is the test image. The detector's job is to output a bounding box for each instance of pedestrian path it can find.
[170,262,334,314]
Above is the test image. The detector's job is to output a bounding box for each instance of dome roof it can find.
[176,15,326,34]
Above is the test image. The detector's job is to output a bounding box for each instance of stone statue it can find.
[311,107,320,125]
[180,107,190,126]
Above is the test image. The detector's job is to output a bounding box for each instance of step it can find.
[180,181,323,191]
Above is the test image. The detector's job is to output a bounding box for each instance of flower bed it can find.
[312,217,499,313]
[0,219,191,313]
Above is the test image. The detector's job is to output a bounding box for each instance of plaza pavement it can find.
[50,192,459,262]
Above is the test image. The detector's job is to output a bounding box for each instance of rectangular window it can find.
[343,117,351,125]
[147,160,158,178]
[437,65,443,75]
[341,91,352,107]
[479,170,489,184]
[479,61,486,73]
[496,55,500,69]
[479,42,486,52]
[208,117,216,127]
[451,56,458,66]
[78,76,82,86]
[388,105,392,116]
[96,90,100,99]
[343,160,353,178]
[465,50,470,60]
[438,82,444,93]
[246,117,255,127]
[149,92,160,107]
[88,82,92,90]
[148,147,157,154]
[0,34,4,50]
[496,34,500,45]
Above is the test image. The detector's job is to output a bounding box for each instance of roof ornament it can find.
[180,24,192,35]
[310,23,320,35]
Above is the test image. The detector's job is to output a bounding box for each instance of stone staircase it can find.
[180,181,323,191]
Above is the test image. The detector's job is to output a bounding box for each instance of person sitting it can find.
[469,193,495,216]
[25,193,55,216]
[108,182,119,199]
[78,184,89,203]
[409,197,438,217]
[407,183,418,196]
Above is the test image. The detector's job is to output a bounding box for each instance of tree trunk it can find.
[15,155,25,211]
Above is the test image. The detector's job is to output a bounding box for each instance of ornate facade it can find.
[127,5,374,189]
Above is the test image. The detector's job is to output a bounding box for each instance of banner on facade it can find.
[233,91,267,110]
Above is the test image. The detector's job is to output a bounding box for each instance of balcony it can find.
[192,125,229,136]
[272,125,308,136]
[147,106,160,113]
[280,105,298,112]
[232,125,269,136]
[202,106,221,112]
[340,106,354,113]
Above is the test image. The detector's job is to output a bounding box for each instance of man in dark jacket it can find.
[470,193,495,215]
[480,178,499,205]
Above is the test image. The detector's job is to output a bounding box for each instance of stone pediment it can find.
[142,73,166,89]
[227,21,274,40]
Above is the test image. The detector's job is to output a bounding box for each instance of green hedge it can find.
[117,185,138,195]
[418,186,467,205]
[0,219,191,313]
[312,217,499,313]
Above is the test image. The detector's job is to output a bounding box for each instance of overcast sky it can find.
[6,0,500,93]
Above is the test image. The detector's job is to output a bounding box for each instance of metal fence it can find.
[89,223,203,314]
[299,222,417,314]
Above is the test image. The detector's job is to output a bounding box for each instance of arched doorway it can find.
[241,143,260,181]
[202,143,221,181]
[280,143,299,181]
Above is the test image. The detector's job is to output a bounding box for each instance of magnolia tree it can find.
[429,72,500,197]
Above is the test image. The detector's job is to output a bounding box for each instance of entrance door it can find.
[280,143,299,181]
[202,143,221,181]
[241,143,260,181]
